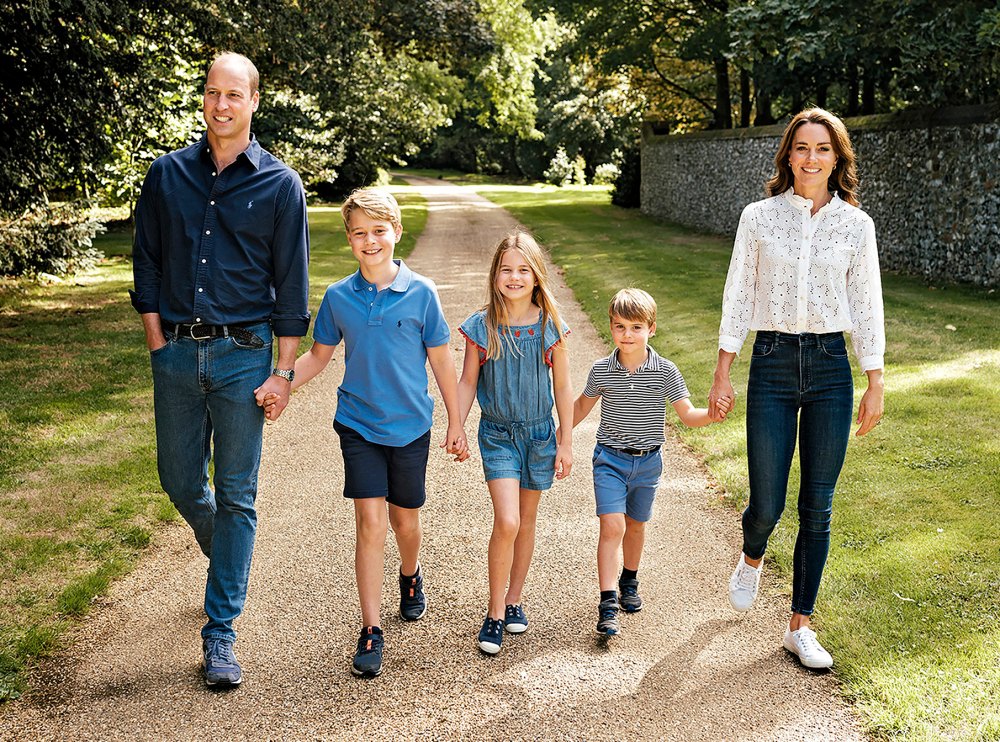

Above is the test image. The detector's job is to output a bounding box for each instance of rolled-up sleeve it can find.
[719,203,759,355]
[269,172,311,337]
[847,216,885,371]
[129,162,163,315]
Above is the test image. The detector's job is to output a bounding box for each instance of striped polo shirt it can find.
[583,347,690,451]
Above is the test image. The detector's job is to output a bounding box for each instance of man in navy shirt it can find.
[130,52,309,687]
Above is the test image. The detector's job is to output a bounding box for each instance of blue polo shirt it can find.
[313,260,451,446]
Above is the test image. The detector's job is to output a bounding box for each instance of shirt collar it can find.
[610,346,656,372]
[351,260,412,293]
[782,188,842,214]
[198,132,262,170]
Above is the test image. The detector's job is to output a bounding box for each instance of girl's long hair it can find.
[766,107,860,206]
[483,231,565,360]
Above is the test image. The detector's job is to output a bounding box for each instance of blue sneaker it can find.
[504,604,528,634]
[399,567,427,621]
[477,615,504,655]
[618,577,643,613]
[596,598,620,636]
[351,626,384,678]
[202,638,242,687]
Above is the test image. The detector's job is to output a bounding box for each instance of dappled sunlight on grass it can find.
[887,349,1000,393]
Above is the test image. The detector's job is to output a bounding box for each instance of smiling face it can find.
[346,209,401,277]
[788,122,838,193]
[494,248,537,305]
[610,314,655,359]
[203,55,259,148]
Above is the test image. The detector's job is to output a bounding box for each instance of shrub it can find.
[543,147,574,186]
[593,162,621,185]
[611,146,641,208]
[0,203,104,277]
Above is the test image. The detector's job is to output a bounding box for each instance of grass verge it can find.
[0,187,426,701]
[469,181,1000,741]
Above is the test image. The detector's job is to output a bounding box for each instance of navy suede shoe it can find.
[203,638,242,687]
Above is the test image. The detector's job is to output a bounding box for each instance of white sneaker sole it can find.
[478,640,501,655]
[504,622,527,634]
[782,637,833,669]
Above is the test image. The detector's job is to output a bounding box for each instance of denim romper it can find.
[459,310,568,490]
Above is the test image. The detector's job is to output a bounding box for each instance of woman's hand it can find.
[855,369,884,436]
[709,350,738,420]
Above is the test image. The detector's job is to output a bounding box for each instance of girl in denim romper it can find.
[457,231,574,655]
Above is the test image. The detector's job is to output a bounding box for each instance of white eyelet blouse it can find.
[719,189,885,371]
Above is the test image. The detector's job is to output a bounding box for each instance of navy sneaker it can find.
[504,604,528,634]
[618,576,643,613]
[203,638,242,687]
[477,615,504,655]
[596,598,620,636]
[399,567,427,621]
[352,626,384,678]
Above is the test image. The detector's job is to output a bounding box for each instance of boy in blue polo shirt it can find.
[566,289,730,637]
[259,188,468,677]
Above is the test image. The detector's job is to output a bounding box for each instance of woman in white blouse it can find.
[709,108,884,670]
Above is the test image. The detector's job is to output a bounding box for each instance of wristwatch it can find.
[272,367,295,382]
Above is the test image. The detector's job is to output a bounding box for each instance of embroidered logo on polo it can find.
[247,200,254,209]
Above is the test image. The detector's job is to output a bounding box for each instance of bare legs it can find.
[354,498,422,626]
[486,478,541,619]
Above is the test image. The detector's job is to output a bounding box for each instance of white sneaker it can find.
[728,554,761,611]
[783,626,833,669]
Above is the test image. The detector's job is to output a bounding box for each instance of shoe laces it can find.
[620,583,638,598]
[599,604,618,621]
[205,638,235,665]
[794,628,823,655]
[735,562,758,590]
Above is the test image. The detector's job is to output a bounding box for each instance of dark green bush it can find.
[610,146,641,208]
[0,203,104,277]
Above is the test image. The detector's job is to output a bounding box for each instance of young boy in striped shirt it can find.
[567,289,731,636]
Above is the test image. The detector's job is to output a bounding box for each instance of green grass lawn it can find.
[0,187,425,700]
[467,182,1000,741]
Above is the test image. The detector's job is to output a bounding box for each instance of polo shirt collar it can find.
[351,259,412,293]
[610,346,657,373]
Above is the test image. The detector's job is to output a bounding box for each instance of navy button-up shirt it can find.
[130,134,310,337]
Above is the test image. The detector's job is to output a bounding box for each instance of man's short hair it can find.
[208,52,259,95]
[341,188,402,230]
[609,288,657,326]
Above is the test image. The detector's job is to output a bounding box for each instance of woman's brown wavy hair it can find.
[766,108,860,206]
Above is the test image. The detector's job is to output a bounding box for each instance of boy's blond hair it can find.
[609,288,657,326]
[340,188,402,230]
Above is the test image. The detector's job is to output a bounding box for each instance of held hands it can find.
[708,376,736,422]
[555,442,573,480]
[709,394,733,422]
[441,422,470,462]
[255,386,287,422]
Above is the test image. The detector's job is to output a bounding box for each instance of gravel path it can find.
[0,177,861,741]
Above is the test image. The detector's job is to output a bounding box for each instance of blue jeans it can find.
[743,331,854,616]
[149,322,272,641]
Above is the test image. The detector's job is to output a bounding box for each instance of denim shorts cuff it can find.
[596,504,625,517]
[521,479,552,491]
[485,470,522,482]
[625,509,653,523]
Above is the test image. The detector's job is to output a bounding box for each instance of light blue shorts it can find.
[592,444,663,522]
[478,415,556,491]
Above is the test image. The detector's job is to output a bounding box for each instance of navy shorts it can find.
[333,419,430,508]
[592,444,663,522]
[478,415,556,491]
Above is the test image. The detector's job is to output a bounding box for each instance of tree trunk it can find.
[791,89,803,114]
[847,64,859,116]
[816,82,828,109]
[713,57,731,129]
[862,72,876,114]
[740,69,751,127]
[755,85,774,126]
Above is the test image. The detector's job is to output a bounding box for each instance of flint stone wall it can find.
[640,105,1000,287]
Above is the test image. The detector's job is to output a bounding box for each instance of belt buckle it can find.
[188,323,214,340]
